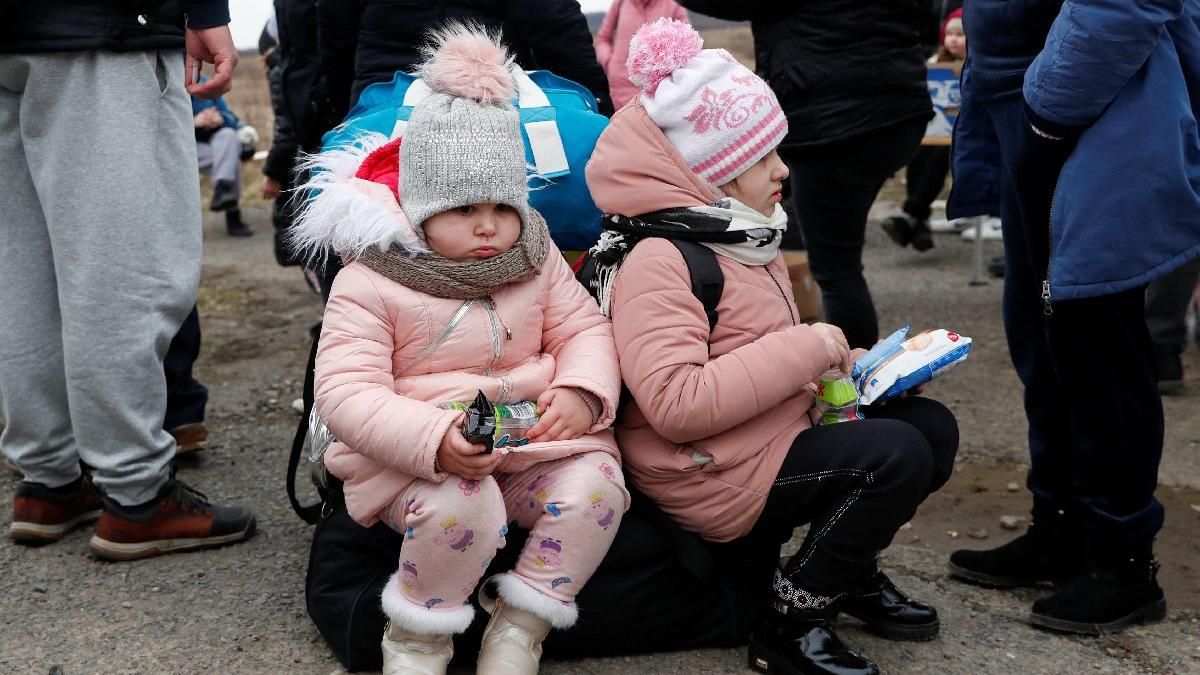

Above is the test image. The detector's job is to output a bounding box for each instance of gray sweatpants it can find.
[197,125,242,197]
[0,50,201,505]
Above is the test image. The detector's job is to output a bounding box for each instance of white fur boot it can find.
[379,572,475,675]
[476,574,576,675]
[381,622,454,675]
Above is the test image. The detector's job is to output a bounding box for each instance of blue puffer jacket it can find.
[950,0,1200,300]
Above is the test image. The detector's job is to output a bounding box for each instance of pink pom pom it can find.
[420,23,516,106]
[626,18,704,94]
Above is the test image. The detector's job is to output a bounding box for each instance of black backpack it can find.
[289,242,769,672]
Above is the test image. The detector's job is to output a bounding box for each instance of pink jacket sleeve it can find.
[315,265,459,482]
[541,250,622,431]
[611,247,831,444]
[672,1,690,23]
[594,1,619,71]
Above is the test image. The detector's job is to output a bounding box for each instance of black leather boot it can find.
[1030,555,1166,635]
[948,510,1085,588]
[747,571,878,675]
[209,179,239,212]
[225,209,254,237]
[838,571,938,641]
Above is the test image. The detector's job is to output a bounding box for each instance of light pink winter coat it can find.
[585,102,833,542]
[594,0,691,109]
[315,199,622,527]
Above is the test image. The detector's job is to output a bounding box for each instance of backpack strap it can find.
[287,324,324,524]
[667,240,723,334]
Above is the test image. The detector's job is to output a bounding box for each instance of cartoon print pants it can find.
[381,451,627,631]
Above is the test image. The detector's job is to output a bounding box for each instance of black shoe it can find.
[209,180,239,212]
[1029,557,1166,635]
[1152,343,1184,394]
[880,215,915,248]
[838,571,939,641]
[225,209,254,237]
[749,601,878,675]
[949,516,1084,588]
[910,221,935,252]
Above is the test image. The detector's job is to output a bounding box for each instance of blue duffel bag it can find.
[321,69,609,251]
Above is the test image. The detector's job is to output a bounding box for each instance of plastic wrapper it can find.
[815,370,863,425]
[441,391,541,451]
[854,328,972,405]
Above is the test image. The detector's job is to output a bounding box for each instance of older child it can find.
[292,26,627,675]
[584,19,959,675]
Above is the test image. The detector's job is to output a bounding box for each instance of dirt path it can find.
[2,196,1198,674]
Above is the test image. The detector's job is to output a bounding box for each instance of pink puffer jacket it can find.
[595,0,691,109]
[316,242,622,527]
[585,102,833,542]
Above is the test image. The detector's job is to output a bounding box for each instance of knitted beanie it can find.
[400,25,530,233]
[627,18,787,187]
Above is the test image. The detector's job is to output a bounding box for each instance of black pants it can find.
[750,397,959,597]
[988,95,1164,557]
[780,119,928,348]
[163,305,208,430]
[1145,255,1200,350]
[902,145,951,223]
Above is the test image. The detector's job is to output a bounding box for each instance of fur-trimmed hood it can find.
[289,132,428,266]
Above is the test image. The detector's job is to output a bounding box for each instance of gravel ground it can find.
[1,194,1197,675]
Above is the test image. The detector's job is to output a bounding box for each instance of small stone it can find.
[121,601,132,609]
[267,398,278,406]
[32,586,47,594]
[967,528,989,540]
[1006,653,1016,659]
[943,653,953,660]
[150,586,160,592]
[900,521,913,530]
[1006,482,1020,492]
[1000,515,1023,530]
[946,529,959,539]
[1190,503,1200,513]
[292,398,304,413]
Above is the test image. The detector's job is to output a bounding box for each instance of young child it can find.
[881,8,967,251]
[291,26,627,675]
[583,19,959,675]
[594,0,691,110]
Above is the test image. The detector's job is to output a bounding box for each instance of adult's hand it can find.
[186,25,239,99]
[260,176,282,200]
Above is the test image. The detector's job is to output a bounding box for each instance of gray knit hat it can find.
[400,25,530,233]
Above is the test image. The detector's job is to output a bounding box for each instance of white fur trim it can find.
[289,132,428,266]
[493,573,578,629]
[380,573,475,635]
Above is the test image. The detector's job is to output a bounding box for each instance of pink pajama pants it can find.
[380,451,627,633]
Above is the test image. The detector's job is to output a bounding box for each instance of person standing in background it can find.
[594,0,691,110]
[677,0,932,349]
[0,0,257,560]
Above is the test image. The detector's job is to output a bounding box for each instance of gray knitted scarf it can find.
[358,209,551,299]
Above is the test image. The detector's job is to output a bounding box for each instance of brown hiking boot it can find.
[168,422,208,455]
[88,479,256,561]
[10,476,104,544]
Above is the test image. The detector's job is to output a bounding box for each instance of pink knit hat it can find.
[626,18,787,187]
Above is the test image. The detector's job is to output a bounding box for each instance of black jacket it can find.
[0,1,229,53]
[263,0,325,183]
[315,0,613,126]
[678,0,931,147]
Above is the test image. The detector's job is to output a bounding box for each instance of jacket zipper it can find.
[765,267,798,326]
[482,297,507,375]
[1043,189,1056,317]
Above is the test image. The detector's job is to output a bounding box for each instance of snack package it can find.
[441,391,541,451]
[815,370,863,425]
[853,328,972,405]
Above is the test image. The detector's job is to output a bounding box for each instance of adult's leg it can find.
[1145,256,1200,389]
[782,120,927,348]
[0,56,80,487]
[207,126,243,198]
[18,51,201,505]
[902,146,951,223]
[163,306,208,432]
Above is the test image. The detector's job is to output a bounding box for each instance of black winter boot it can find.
[838,571,939,641]
[209,179,239,212]
[948,511,1085,588]
[1029,556,1166,635]
[880,214,915,248]
[225,209,254,237]
[747,571,878,675]
[909,220,934,252]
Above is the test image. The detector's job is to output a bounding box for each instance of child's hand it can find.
[436,426,499,480]
[527,388,592,442]
[810,323,852,373]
